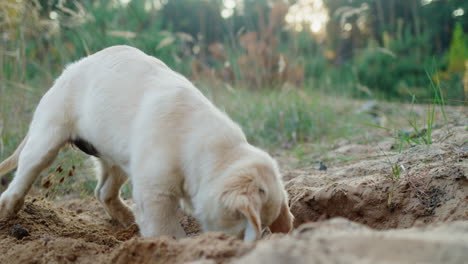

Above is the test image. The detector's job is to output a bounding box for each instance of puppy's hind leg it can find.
[93,158,135,226]
[0,125,67,220]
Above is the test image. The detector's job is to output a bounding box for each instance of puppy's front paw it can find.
[118,207,136,227]
[0,192,24,221]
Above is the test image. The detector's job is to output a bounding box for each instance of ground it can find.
[0,105,467,264]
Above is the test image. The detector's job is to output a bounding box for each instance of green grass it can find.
[201,86,367,149]
[362,66,450,153]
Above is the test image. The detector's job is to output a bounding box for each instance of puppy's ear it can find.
[221,174,262,241]
[269,199,294,234]
[238,202,262,241]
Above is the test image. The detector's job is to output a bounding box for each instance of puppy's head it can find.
[213,153,294,241]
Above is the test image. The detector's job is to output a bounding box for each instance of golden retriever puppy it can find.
[0,46,293,241]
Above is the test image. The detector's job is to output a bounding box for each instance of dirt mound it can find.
[0,198,248,264]
[236,218,468,264]
[287,124,467,230]
[109,233,252,264]
[0,198,121,264]
[1,196,466,264]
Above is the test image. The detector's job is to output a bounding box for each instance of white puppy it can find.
[0,46,293,241]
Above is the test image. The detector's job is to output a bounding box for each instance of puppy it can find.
[0,45,293,241]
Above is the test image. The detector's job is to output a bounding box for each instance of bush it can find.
[355,30,433,98]
[447,22,468,73]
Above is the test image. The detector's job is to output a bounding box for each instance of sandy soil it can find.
[0,109,467,264]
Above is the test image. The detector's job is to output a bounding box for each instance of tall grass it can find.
[201,87,365,148]
[362,66,451,153]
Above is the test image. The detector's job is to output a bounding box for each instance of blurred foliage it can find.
[448,22,468,73]
[355,30,432,97]
[1,0,467,102]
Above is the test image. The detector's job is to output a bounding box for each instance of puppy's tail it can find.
[0,134,28,177]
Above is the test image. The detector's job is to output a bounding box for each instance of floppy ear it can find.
[269,199,294,233]
[221,174,263,242]
[238,202,262,241]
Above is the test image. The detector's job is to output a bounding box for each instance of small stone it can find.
[319,161,327,171]
[56,166,63,173]
[65,254,78,261]
[10,224,30,240]
[41,174,55,188]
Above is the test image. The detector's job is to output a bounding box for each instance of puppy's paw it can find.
[118,207,136,227]
[0,192,24,221]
